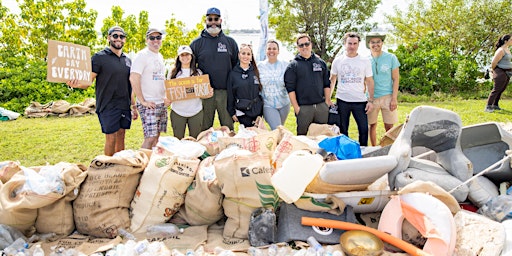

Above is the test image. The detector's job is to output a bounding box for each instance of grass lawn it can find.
[1,99,512,167]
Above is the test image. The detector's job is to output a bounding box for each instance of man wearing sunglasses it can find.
[284,33,331,135]
[66,26,135,156]
[190,7,239,131]
[130,28,169,149]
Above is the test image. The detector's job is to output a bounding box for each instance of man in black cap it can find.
[190,7,239,131]
[67,26,136,156]
[130,28,169,149]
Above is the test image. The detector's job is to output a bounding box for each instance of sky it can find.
[3,0,407,31]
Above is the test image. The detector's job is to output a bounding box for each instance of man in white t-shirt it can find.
[130,28,169,149]
[329,32,374,146]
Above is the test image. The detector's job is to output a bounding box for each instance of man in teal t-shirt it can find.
[366,32,400,146]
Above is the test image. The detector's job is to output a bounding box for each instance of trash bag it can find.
[318,134,362,160]
[248,208,276,247]
[478,195,512,222]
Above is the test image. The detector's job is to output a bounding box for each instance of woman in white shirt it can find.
[257,40,291,130]
[167,45,203,139]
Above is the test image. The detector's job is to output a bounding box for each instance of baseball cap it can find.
[146,28,163,37]
[365,32,386,49]
[108,26,126,35]
[177,45,193,55]
[206,7,221,16]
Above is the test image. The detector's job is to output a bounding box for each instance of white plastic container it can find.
[303,190,397,213]
[271,150,324,204]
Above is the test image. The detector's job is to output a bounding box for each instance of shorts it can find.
[367,94,398,125]
[137,103,168,138]
[97,108,132,134]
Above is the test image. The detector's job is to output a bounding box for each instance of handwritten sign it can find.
[46,40,92,85]
[165,74,214,101]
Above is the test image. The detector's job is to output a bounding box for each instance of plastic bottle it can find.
[307,236,325,256]
[118,228,136,240]
[32,244,45,256]
[3,237,28,256]
[267,244,278,256]
[146,223,184,239]
[247,246,263,256]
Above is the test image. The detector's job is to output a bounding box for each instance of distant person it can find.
[330,32,374,146]
[258,39,290,130]
[190,7,239,131]
[67,26,136,156]
[486,34,512,113]
[167,45,203,139]
[227,44,263,128]
[365,32,400,146]
[130,28,169,149]
[284,34,331,135]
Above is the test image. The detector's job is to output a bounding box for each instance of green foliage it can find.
[0,56,95,113]
[160,15,202,60]
[392,34,481,95]
[99,6,150,53]
[387,0,512,68]
[268,0,380,63]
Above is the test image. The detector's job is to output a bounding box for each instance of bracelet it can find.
[367,99,374,103]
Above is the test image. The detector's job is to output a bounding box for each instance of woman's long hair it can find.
[496,34,512,50]
[170,53,200,79]
[240,44,262,91]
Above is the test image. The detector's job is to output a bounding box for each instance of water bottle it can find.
[3,237,28,256]
[146,223,184,239]
[306,236,324,256]
[247,246,263,256]
[32,244,45,256]
[118,228,136,240]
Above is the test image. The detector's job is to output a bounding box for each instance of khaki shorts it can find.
[367,94,398,125]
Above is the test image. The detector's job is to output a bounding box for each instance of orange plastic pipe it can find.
[301,217,433,256]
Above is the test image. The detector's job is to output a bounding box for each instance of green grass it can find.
[1,99,512,167]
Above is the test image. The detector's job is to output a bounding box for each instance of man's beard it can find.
[109,40,124,50]
[206,24,222,35]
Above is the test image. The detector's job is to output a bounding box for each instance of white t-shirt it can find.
[331,54,372,102]
[171,68,202,117]
[131,48,166,104]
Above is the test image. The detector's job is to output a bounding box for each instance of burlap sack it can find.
[35,163,87,236]
[305,173,370,193]
[73,150,148,238]
[0,161,21,183]
[174,156,224,226]
[307,123,340,137]
[379,123,403,147]
[196,126,233,156]
[0,165,80,236]
[130,144,200,233]
[218,129,279,157]
[215,152,276,241]
[271,133,320,170]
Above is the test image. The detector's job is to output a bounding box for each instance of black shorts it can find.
[97,108,131,134]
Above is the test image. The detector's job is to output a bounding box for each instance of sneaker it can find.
[485,106,494,113]
[492,105,502,110]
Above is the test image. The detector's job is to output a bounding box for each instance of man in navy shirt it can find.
[284,33,332,135]
[67,26,136,156]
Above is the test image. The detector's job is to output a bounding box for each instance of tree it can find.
[13,0,97,59]
[99,6,149,54]
[268,0,380,62]
[161,15,202,60]
[387,0,512,67]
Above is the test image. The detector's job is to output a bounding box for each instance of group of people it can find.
[68,6,402,156]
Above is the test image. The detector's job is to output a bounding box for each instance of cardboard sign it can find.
[165,74,214,101]
[47,40,92,85]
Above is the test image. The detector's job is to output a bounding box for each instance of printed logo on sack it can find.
[240,167,251,177]
[240,166,273,177]
[312,225,334,236]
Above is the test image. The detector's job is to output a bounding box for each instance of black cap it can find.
[108,26,126,35]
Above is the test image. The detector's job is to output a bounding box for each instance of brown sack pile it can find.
[73,150,148,238]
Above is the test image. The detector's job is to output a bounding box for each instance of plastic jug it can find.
[271,150,324,203]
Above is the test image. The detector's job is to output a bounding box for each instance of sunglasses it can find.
[207,17,220,22]
[148,35,162,41]
[298,42,311,48]
[111,34,126,39]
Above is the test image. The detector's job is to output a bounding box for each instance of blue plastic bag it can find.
[318,134,361,160]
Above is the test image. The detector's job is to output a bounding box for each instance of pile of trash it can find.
[2,106,512,256]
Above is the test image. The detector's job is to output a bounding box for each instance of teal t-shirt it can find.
[369,51,400,99]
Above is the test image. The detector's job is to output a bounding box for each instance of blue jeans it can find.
[337,99,368,146]
[263,104,290,130]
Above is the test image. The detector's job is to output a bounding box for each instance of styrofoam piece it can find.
[319,155,397,185]
[302,190,397,213]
